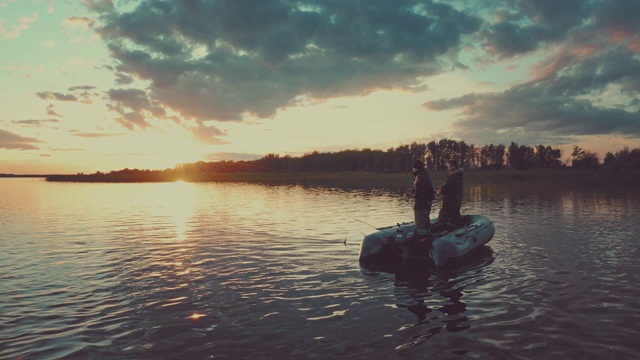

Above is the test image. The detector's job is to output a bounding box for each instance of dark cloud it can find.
[106,88,166,130]
[88,0,481,122]
[115,111,149,131]
[114,72,134,85]
[36,91,78,102]
[424,66,640,144]
[190,120,229,145]
[482,0,593,58]
[37,87,98,104]
[424,49,640,145]
[68,86,99,104]
[107,88,165,116]
[422,0,640,145]
[47,104,61,117]
[0,129,41,150]
[68,85,97,91]
[12,119,60,126]
[593,0,640,34]
[425,83,640,146]
[83,0,640,147]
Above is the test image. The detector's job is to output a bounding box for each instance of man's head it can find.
[447,160,458,171]
[412,160,424,170]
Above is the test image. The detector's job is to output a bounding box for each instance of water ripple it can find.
[1,180,639,359]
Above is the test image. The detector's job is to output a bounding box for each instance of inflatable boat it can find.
[358,214,495,268]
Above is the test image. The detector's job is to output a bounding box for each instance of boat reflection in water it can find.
[360,246,496,350]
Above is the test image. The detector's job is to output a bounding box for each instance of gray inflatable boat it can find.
[358,214,495,267]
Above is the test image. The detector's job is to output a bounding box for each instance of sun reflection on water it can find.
[189,313,206,320]
[141,181,198,241]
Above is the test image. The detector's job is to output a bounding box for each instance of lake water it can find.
[1,178,639,359]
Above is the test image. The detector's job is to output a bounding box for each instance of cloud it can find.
[3,63,45,78]
[88,0,481,122]
[593,0,640,34]
[0,129,41,150]
[69,85,99,103]
[12,119,60,126]
[115,111,148,131]
[36,91,78,101]
[62,16,94,31]
[37,86,99,104]
[106,88,166,130]
[205,152,262,162]
[424,56,640,145]
[104,86,228,145]
[190,120,229,145]
[83,0,640,148]
[107,88,163,116]
[47,104,61,116]
[421,0,640,146]
[68,85,97,91]
[51,147,85,152]
[481,0,594,58]
[71,132,122,138]
[0,12,38,40]
[426,88,639,146]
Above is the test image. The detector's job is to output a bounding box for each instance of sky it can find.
[1,0,639,174]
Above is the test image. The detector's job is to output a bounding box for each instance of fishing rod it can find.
[346,215,378,230]
[347,214,415,231]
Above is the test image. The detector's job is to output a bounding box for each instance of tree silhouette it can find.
[69,138,640,182]
[571,146,599,170]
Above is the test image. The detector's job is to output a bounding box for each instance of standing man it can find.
[436,160,464,228]
[411,160,435,238]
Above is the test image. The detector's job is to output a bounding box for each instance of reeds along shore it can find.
[45,169,640,192]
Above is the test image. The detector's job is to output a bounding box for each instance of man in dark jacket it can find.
[436,160,463,227]
[411,160,435,238]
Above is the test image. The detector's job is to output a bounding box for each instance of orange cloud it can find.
[628,38,640,53]
[62,17,94,31]
[531,54,570,81]
[571,45,600,58]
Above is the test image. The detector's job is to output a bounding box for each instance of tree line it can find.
[171,138,639,175]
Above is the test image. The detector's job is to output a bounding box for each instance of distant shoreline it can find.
[0,174,49,178]
[39,170,639,192]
